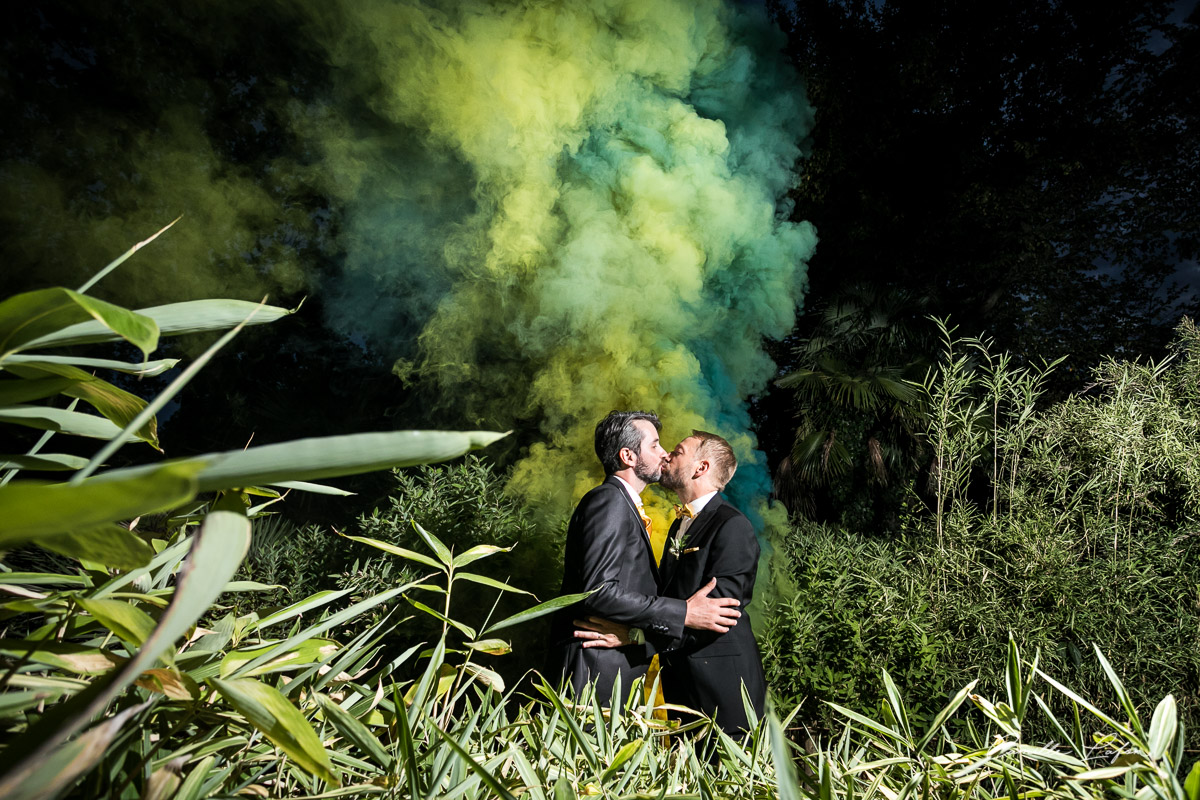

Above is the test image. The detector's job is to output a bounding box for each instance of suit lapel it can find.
[604,476,660,580]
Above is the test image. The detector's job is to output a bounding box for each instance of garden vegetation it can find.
[0,231,1197,799]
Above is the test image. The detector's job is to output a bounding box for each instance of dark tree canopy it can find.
[768,0,1199,383]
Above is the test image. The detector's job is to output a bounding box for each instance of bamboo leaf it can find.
[482,591,593,635]
[1146,694,1177,761]
[914,680,978,753]
[89,429,509,493]
[3,353,180,377]
[5,361,158,447]
[406,597,476,640]
[0,288,158,359]
[73,597,158,649]
[465,639,512,656]
[0,461,200,544]
[599,739,644,782]
[431,725,518,800]
[38,525,157,570]
[769,712,805,800]
[0,511,250,795]
[455,572,534,596]
[0,405,123,440]
[337,531,443,570]
[412,521,452,567]
[220,639,340,678]
[23,298,289,350]
[0,376,78,406]
[452,544,511,568]
[213,676,340,786]
[315,693,392,771]
[0,453,89,471]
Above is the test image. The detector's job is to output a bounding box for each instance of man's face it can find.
[629,419,668,483]
[660,436,699,492]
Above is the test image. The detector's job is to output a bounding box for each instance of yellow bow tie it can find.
[637,506,652,535]
[674,503,695,519]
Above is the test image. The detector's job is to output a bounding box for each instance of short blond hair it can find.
[691,430,737,489]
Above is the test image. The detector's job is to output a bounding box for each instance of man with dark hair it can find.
[575,430,766,734]
[546,412,742,703]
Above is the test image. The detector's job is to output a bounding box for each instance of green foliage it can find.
[0,228,507,798]
[765,317,1200,761]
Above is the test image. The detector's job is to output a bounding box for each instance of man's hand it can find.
[684,577,740,632]
[573,616,632,649]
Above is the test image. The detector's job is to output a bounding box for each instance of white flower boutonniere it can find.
[668,529,699,559]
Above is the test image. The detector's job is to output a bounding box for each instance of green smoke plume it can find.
[302,0,817,525]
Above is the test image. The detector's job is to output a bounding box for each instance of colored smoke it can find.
[302,0,818,530]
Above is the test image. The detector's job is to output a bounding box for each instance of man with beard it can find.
[546,412,742,704]
[575,430,765,734]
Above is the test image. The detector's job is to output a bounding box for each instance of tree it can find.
[767,0,1199,394]
[772,285,930,529]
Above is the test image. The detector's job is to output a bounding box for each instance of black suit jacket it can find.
[657,494,765,733]
[546,476,687,703]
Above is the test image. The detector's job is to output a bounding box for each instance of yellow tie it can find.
[674,503,695,519]
[637,506,652,537]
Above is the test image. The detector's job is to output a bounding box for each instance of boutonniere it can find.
[668,504,700,558]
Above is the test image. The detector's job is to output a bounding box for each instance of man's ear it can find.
[619,447,638,469]
[693,459,710,479]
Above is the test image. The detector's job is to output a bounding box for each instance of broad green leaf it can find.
[0,453,89,471]
[5,362,158,447]
[0,640,124,675]
[768,712,805,800]
[1146,694,1177,760]
[23,298,288,350]
[74,597,157,648]
[222,580,284,592]
[0,405,123,440]
[456,572,534,596]
[599,739,644,782]
[1071,765,1135,781]
[0,512,250,796]
[0,462,200,544]
[461,661,505,693]
[268,479,355,496]
[406,597,476,640]
[482,591,594,635]
[89,429,509,493]
[337,531,443,570]
[452,544,512,568]
[38,525,156,570]
[411,521,452,566]
[220,638,340,678]
[3,353,180,377]
[314,693,392,771]
[466,639,512,656]
[213,676,340,787]
[1184,761,1200,800]
[250,589,354,632]
[0,376,77,405]
[134,668,201,701]
[1093,645,1145,741]
[0,287,157,359]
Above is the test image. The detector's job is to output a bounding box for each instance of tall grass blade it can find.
[77,217,180,295]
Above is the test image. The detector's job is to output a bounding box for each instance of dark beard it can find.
[659,466,682,492]
[634,457,662,484]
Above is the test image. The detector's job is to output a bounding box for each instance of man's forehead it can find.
[632,419,658,438]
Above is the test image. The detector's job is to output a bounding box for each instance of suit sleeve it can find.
[573,490,687,639]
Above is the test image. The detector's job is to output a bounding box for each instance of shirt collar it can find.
[687,490,719,516]
[613,474,644,508]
